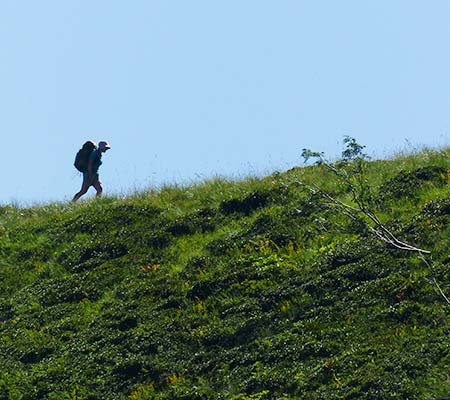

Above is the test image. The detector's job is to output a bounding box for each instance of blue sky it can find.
[0,1,449,205]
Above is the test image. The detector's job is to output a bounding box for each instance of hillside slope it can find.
[1,148,450,399]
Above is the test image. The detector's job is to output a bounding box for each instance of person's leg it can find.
[72,174,92,202]
[92,175,103,198]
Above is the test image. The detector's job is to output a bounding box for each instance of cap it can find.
[98,141,111,150]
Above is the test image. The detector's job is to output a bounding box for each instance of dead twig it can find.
[299,180,447,304]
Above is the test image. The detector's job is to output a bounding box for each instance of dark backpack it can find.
[74,141,96,172]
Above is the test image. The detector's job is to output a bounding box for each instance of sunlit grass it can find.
[0,146,449,398]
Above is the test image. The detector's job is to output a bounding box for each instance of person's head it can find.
[98,141,111,152]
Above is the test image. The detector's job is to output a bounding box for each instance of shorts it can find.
[82,172,100,187]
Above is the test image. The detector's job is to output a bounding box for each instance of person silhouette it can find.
[72,141,111,202]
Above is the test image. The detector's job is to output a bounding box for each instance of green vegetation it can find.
[1,144,450,399]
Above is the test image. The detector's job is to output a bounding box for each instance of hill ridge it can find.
[1,147,450,399]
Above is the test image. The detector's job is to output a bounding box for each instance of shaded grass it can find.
[0,148,449,399]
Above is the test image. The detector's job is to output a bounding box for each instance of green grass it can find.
[1,148,450,399]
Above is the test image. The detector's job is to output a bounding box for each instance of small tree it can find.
[301,136,449,304]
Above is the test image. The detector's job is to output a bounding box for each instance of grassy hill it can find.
[1,146,450,399]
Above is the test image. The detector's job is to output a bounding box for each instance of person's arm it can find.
[87,155,94,176]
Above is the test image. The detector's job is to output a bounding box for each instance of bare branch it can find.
[298,137,445,303]
[419,254,450,305]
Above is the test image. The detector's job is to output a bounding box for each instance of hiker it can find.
[72,140,111,202]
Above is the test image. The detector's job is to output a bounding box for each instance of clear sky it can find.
[0,1,449,205]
